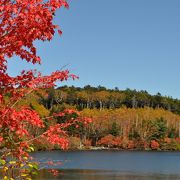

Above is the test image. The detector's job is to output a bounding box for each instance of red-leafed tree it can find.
[150,140,160,150]
[0,0,91,179]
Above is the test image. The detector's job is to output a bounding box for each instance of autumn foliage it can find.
[97,135,122,148]
[79,107,180,150]
[0,0,92,179]
[1,0,180,178]
[150,140,160,150]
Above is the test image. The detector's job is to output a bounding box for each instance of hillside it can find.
[15,86,180,151]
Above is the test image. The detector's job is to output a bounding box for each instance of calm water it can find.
[31,151,180,180]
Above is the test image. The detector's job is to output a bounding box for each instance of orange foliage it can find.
[113,137,122,147]
[150,140,160,150]
[127,140,135,149]
[97,135,122,148]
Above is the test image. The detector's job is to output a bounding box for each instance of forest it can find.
[3,0,179,179]
[16,85,180,151]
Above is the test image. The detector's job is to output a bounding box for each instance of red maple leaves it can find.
[0,1,92,178]
[0,0,68,64]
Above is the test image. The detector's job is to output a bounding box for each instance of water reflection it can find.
[32,151,180,174]
[36,169,180,180]
[1,151,180,180]
[31,151,180,179]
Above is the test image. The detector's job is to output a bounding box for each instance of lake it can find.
[31,150,180,179]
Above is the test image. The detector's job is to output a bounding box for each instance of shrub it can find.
[150,140,160,150]
[97,134,114,147]
[127,140,135,149]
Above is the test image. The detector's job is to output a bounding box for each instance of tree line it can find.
[40,85,180,115]
[18,85,180,151]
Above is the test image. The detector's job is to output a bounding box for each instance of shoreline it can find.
[36,146,180,152]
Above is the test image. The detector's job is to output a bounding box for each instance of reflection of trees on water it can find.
[36,169,180,180]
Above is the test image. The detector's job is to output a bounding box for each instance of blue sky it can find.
[8,0,180,99]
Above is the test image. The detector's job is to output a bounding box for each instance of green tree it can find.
[110,122,119,136]
[150,117,167,140]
